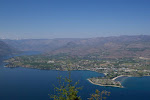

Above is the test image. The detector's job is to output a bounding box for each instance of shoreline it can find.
[87,75,134,88]
[112,75,150,81]
[87,79,123,88]
[112,75,132,81]
[87,75,150,88]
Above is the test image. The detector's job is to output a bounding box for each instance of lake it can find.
[0,52,150,100]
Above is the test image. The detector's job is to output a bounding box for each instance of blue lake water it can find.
[1,52,150,100]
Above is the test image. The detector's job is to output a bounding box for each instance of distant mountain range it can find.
[2,35,150,58]
[2,38,82,52]
[0,40,17,58]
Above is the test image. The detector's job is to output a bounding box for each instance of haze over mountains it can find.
[0,40,16,58]
[2,35,150,58]
[2,38,82,52]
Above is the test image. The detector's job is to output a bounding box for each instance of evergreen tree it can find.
[88,89,110,100]
[50,71,110,100]
[50,72,81,100]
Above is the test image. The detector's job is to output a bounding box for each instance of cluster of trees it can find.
[49,72,110,100]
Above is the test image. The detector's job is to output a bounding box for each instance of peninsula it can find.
[87,78,123,88]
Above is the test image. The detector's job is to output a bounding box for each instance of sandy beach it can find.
[112,75,131,81]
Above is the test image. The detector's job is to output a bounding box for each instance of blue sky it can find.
[0,0,150,39]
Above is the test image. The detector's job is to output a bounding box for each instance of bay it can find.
[1,51,150,100]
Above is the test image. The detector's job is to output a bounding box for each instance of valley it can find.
[3,35,150,88]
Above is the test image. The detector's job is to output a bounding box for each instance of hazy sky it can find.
[0,0,150,39]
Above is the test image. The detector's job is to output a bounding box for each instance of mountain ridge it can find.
[2,35,150,58]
